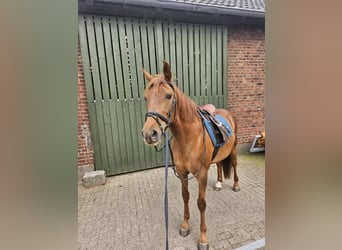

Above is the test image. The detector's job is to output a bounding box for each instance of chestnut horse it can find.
[141,61,239,250]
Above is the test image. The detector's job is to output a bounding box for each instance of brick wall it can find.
[78,41,94,169]
[227,26,265,144]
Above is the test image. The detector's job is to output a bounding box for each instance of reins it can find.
[163,131,170,250]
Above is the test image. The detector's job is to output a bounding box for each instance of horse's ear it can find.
[163,60,172,81]
[142,69,153,81]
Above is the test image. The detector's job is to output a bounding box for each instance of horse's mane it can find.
[173,85,200,123]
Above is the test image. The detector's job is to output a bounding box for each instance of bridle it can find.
[144,81,176,135]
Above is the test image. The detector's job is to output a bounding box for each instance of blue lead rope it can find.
[164,132,169,250]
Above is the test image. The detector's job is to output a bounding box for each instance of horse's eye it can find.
[166,94,172,99]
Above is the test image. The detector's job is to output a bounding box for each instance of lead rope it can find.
[164,131,170,250]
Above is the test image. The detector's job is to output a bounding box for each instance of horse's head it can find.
[141,60,176,146]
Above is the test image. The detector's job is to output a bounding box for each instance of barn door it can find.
[78,14,227,175]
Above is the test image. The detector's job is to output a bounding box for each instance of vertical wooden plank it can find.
[223,27,228,109]
[119,18,132,100]
[127,100,140,169]
[118,18,131,99]
[94,102,109,173]
[163,22,170,62]
[188,24,195,98]
[147,20,157,74]
[103,17,118,100]
[109,101,122,173]
[132,19,144,97]
[87,103,103,170]
[219,96,224,108]
[121,100,134,172]
[102,101,115,174]
[182,23,189,95]
[126,18,139,100]
[110,18,124,100]
[115,100,129,170]
[155,20,164,71]
[205,24,212,100]
[211,25,218,99]
[169,22,177,80]
[86,15,102,101]
[217,25,223,96]
[175,23,183,90]
[194,24,200,98]
[94,16,110,101]
[199,24,206,97]
[140,20,151,87]
[78,15,95,102]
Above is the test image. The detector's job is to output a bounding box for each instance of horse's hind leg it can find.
[231,146,240,192]
[214,162,223,191]
[179,177,190,237]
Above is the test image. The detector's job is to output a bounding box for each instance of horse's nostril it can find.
[151,129,158,141]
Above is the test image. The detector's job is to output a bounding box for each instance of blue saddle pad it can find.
[198,112,233,148]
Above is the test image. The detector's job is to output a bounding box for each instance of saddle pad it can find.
[215,115,233,137]
[198,111,233,148]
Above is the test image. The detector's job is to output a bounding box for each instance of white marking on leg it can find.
[215,181,222,189]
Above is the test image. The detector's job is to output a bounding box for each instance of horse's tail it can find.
[222,154,232,179]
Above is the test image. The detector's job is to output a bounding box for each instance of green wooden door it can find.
[79,15,228,176]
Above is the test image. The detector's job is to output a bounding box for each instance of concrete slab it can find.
[82,170,106,188]
[78,164,94,181]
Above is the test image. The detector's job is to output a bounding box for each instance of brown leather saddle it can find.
[201,104,216,116]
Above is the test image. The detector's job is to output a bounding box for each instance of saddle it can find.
[198,104,233,159]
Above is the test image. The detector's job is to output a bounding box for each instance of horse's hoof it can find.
[179,228,190,237]
[214,181,222,191]
[233,186,240,192]
[197,242,209,250]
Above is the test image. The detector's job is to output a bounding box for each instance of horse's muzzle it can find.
[141,128,162,146]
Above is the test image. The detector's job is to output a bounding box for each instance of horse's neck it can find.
[170,89,202,145]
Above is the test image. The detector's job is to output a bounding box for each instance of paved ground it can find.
[78,152,265,250]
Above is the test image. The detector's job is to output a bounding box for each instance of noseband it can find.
[145,81,176,134]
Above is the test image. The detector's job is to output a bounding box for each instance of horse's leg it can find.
[213,162,223,191]
[231,146,240,192]
[179,177,190,237]
[197,171,209,250]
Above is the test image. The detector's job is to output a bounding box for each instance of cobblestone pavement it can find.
[78,153,265,250]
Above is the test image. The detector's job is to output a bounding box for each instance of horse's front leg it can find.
[179,177,190,237]
[197,171,209,250]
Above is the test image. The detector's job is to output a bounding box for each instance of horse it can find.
[141,60,240,250]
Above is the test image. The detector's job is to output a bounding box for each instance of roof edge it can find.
[84,0,265,18]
